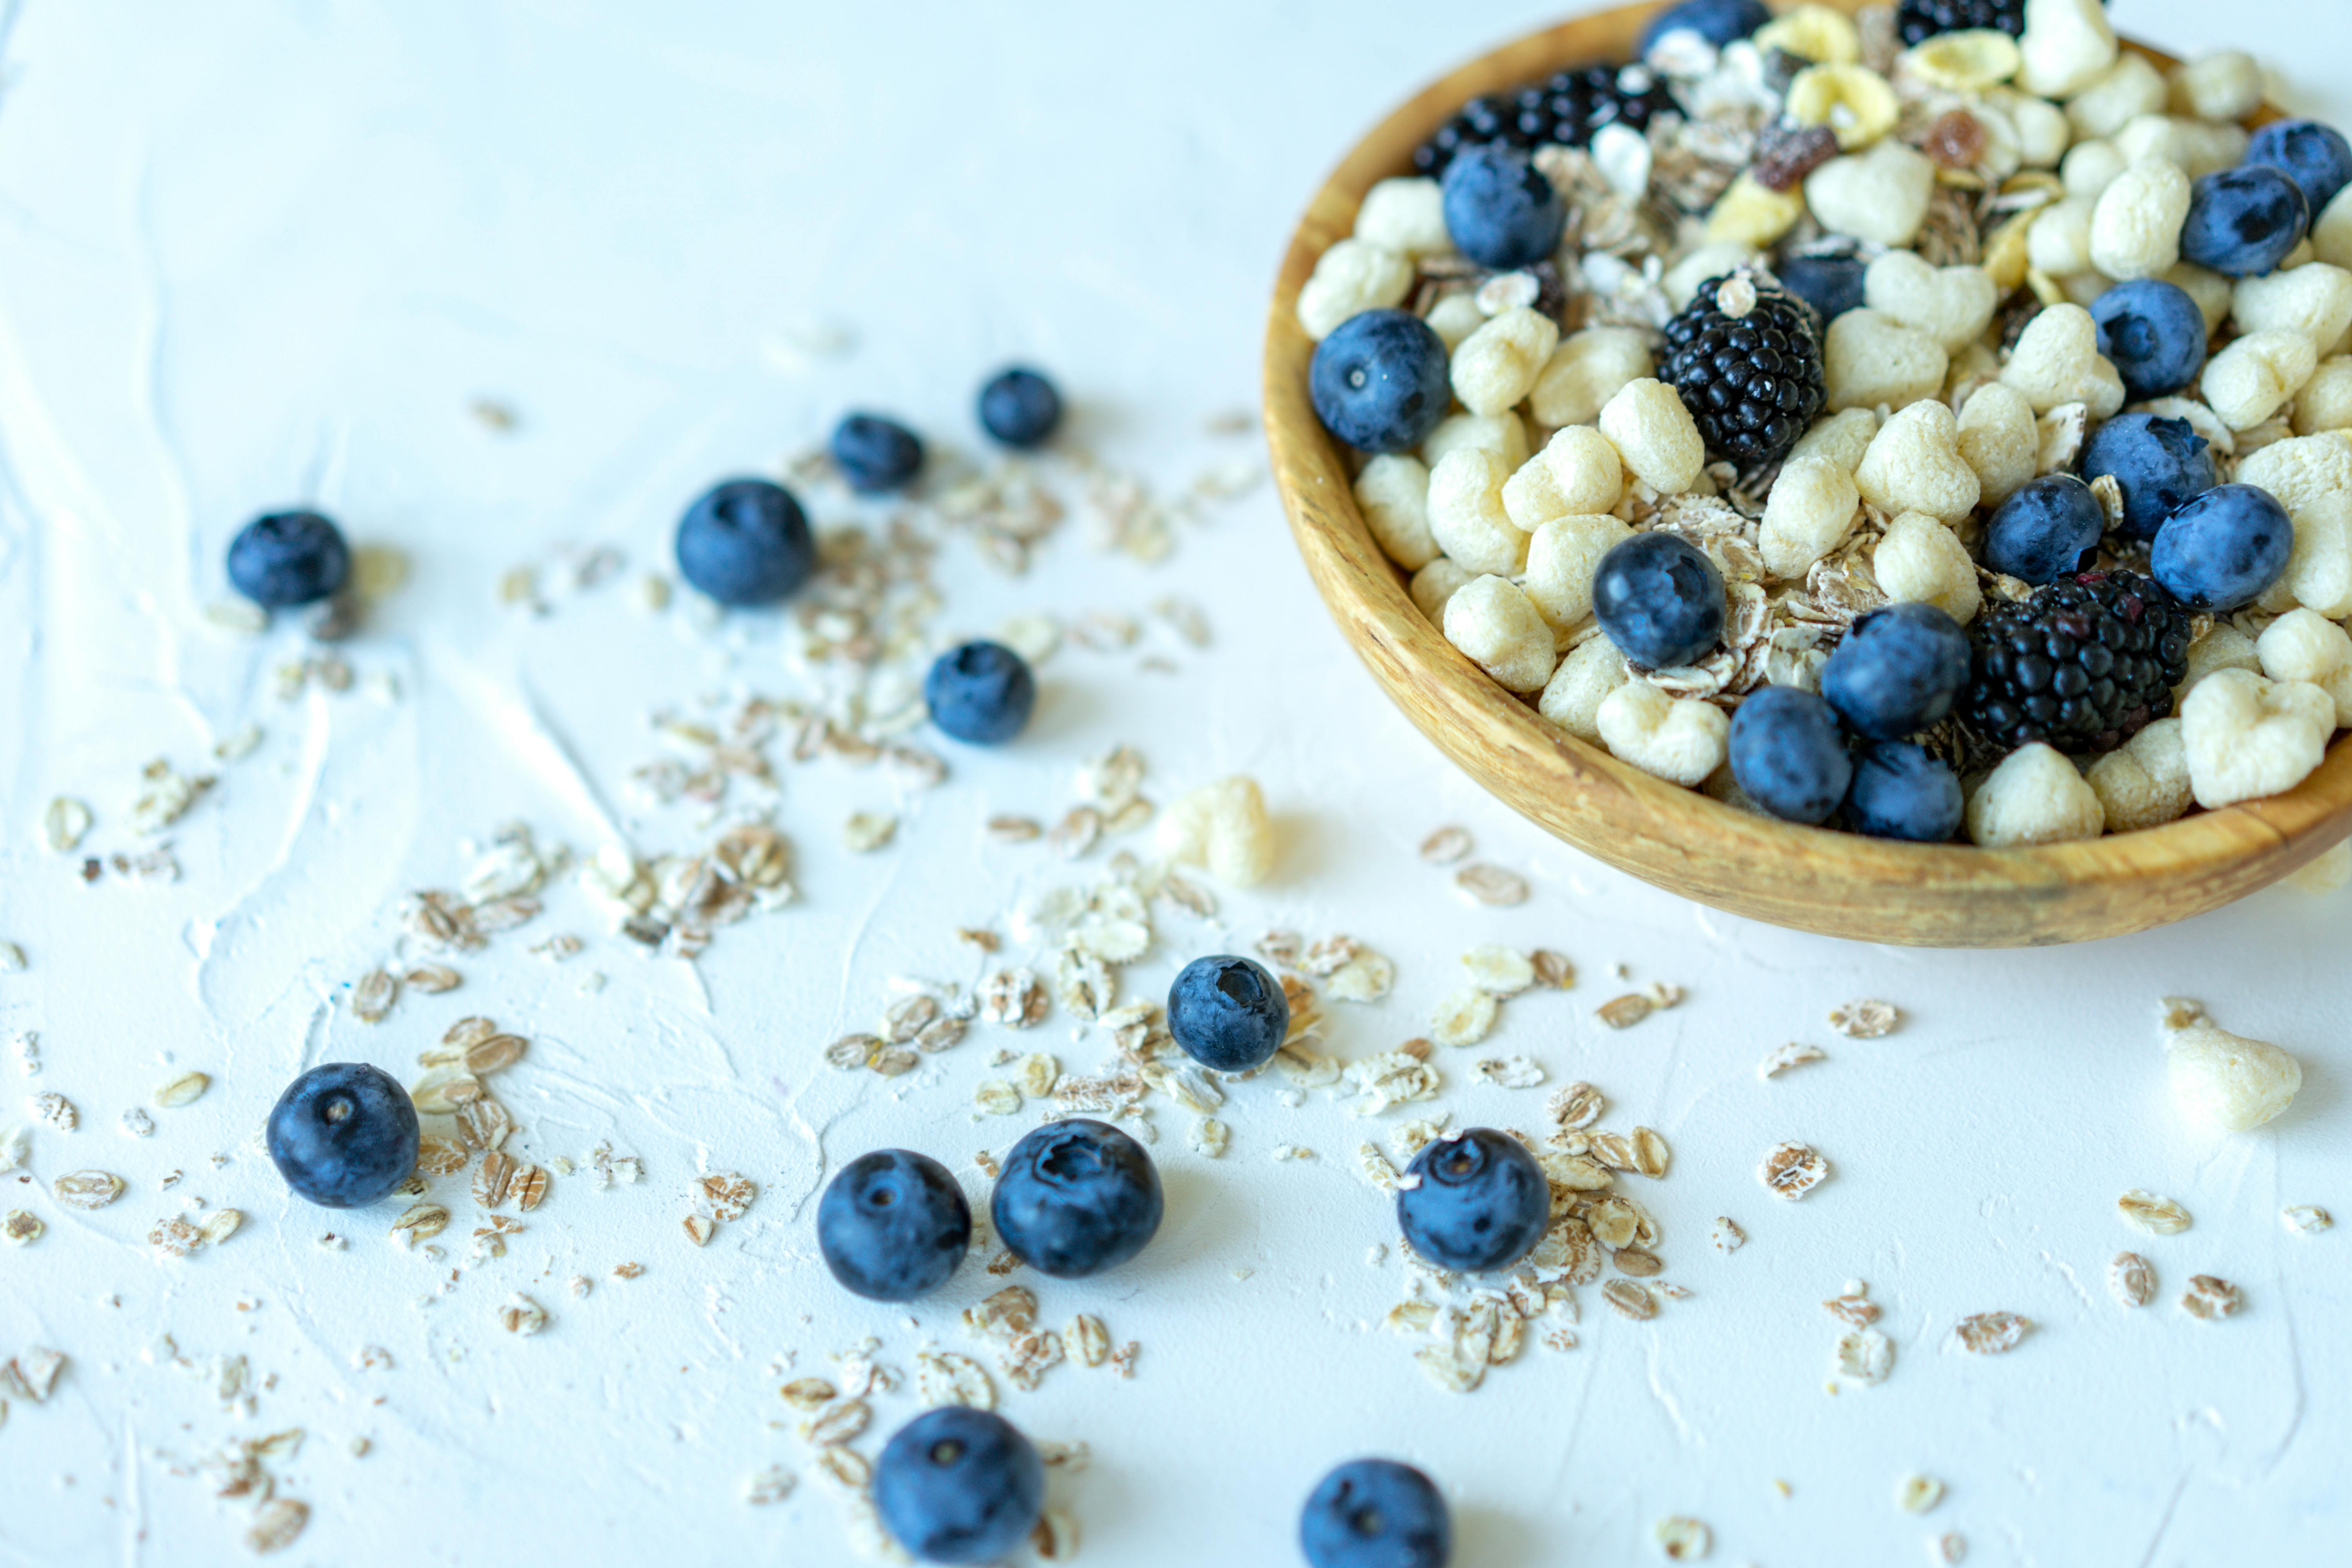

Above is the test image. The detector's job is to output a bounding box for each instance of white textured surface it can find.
[1,2,2348,1564]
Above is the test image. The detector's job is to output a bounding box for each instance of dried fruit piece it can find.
[1752,121,1840,192]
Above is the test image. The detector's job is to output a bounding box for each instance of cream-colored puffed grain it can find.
[1296,238,1414,340]
[1354,177,1454,257]
[1424,291,1489,352]
[2065,53,2167,140]
[2180,668,2335,808]
[2256,608,2352,724]
[2163,260,2234,333]
[1863,252,2000,352]
[1957,382,2041,506]
[2028,196,2098,277]
[2294,358,2352,434]
[1524,514,1635,631]
[1410,557,1476,622]
[1444,575,1557,693]
[1855,400,1981,525]
[1529,327,1655,428]
[1450,307,1559,417]
[1500,451,1570,534]
[2167,1019,2302,1132]
[2135,394,2235,455]
[2085,719,2194,831]
[1945,339,2004,405]
[1661,245,1760,312]
[2239,435,2352,618]
[1597,378,1705,495]
[2232,264,2352,352]
[1759,457,1860,580]
[1596,682,1730,786]
[1999,303,2126,419]
[1873,510,1983,624]
[1755,4,1861,65]
[2114,113,2249,179]
[1539,635,1631,742]
[1536,425,1624,515]
[2088,158,2190,280]
[1703,173,1807,247]
[1965,742,2105,846]
[1804,140,1936,248]
[1785,63,1900,151]
[1904,29,2023,94]
[1423,410,1530,472]
[2056,270,2111,308]
[1788,408,1879,474]
[1426,448,1530,576]
[2018,0,2117,98]
[1823,310,1949,413]
[1355,454,1440,570]
[2060,138,2128,198]
[2203,330,2321,431]
[2169,51,2263,125]
[1989,87,2073,168]
[2314,185,2352,272]
[2180,621,2263,695]
[1159,776,1278,886]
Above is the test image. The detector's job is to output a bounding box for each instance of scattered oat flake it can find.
[53,1171,124,1210]
[2160,995,2205,1031]
[1190,1118,1229,1158]
[743,1465,796,1506]
[1430,987,1499,1047]
[682,1214,715,1247]
[1472,1055,1546,1089]
[1603,1279,1657,1320]
[245,1498,310,1555]
[1833,1327,1894,1385]
[1824,1291,1880,1327]
[1419,826,1472,864]
[1760,1042,1826,1078]
[1898,1474,1945,1514]
[1454,863,1529,906]
[1653,1515,1710,1559]
[1711,1217,1745,1253]
[1596,993,1654,1029]
[1529,949,1575,989]
[498,1294,549,1335]
[2109,1251,2156,1308]
[1933,1532,1968,1563]
[1953,1311,2032,1353]
[2283,1204,2332,1234]
[1828,1000,1899,1037]
[2180,1274,2243,1321]
[842,811,897,852]
[153,1071,210,1108]
[2118,1189,2191,1235]
[1759,1142,1828,1200]
[2,1209,42,1246]
[44,797,93,853]
[699,1172,756,1221]
[1549,1081,1604,1130]
[352,968,396,1023]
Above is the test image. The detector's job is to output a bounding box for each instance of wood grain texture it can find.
[1262,0,2352,947]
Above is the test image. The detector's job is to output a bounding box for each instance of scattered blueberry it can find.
[1773,253,1867,326]
[978,367,1063,449]
[831,412,926,493]
[265,1063,420,1209]
[990,1118,1163,1279]
[2089,279,2209,401]
[674,478,815,606]
[925,640,1036,745]
[1590,532,1727,669]
[1821,602,1971,740]
[1728,686,1854,825]
[227,510,350,609]
[1641,0,1771,53]
[1842,741,1964,842]
[1301,1459,1452,1568]
[1395,1128,1549,1274]
[817,1149,971,1303]
[2243,118,2352,220]
[1309,309,1452,453]
[2178,165,2308,278]
[874,1407,1045,1565]
[1167,956,1290,1073]
[1439,143,1568,270]
[1982,474,2105,584]
[2151,483,2294,611]
[2077,412,2216,540]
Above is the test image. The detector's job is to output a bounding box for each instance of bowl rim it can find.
[1260,0,2352,946]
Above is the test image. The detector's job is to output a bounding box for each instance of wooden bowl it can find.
[1264,0,2352,947]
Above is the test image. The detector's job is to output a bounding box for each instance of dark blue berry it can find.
[1309,309,1452,454]
[1439,143,1567,270]
[2089,279,2209,401]
[831,412,925,493]
[2151,483,2294,611]
[1591,532,1726,669]
[265,1063,419,1209]
[674,478,815,606]
[1821,602,1970,740]
[1395,1129,1548,1274]
[978,367,1063,449]
[2243,118,2352,220]
[1842,741,1964,842]
[1641,0,1771,53]
[2179,166,2309,278]
[990,1118,1162,1279]
[1773,253,1867,325]
[1301,1459,1451,1568]
[874,1407,1045,1565]
[1729,685,1854,824]
[227,510,350,609]
[817,1150,971,1303]
[1167,956,1289,1073]
[925,640,1036,745]
[2077,413,2216,540]
[1982,474,2104,584]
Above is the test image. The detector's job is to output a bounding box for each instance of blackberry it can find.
[1960,572,2194,757]
[1895,0,2025,46]
[1412,65,1674,176]
[1659,272,1825,467]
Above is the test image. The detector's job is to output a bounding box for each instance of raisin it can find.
[1751,123,1841,193]
[1925,109,1987,171]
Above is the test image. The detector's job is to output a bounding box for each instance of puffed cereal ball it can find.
[1786,408,1878,474]
[1158,776,1278,887]
[1423,410,1530,472]
[1964,742,2105,847]
[2180,667,2336,808]
[1759,456,1860,581]
[1596,681,1730,787]
[2084,718,2194,831]
[2238,434,2352,618]
[2168,51,2263,125]
[2255,608,2352,724]
[2088,158,2192,280]
[1823,310,1948,413]
[1426,447,1530,576]
[1998,303,2127,419]
[1354,177,1454,257]
[1956,382,2041,508]
[1804,140,1936,249]
[1443,574,1558,693]
[1410,558,1476,622]
[1854,399,1980,526]
[1530,327,1655,428]
[1354,454,1440,571]
[1873,510,1983,625]
[1524,514,1635,633]
[2166,1018,2303,1132]
[1296,239,1414,341]
[1538,637,1632,743]
[1450,307,1560,417]
[1597,378,1706,495]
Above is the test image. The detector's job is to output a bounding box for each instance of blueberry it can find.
[1395,1128,1548,1274]
[1309,309,1452,454]
[674,478,815,606]
[817,1149,971,1303]
[2077,412,2216,540]
[2179,166,2308,278]
[227,510,350,609]
[978,367,1063,449]
[1842,741,1964,843]
[874,1407,1045,1565]
[1728,685,1854,825]
[1982,474,2104,584]
[265,1063,419,1209]
[1167,956,1289,1073]
[1439,143,1567,271]
[2150,482,2294,611]
[990,1118,1162,1279]
[1821,602,1970,741]
[2243,118,2352,219]
[925,640,1036,745]
[2089,279,2209,401]
[1300,1459,1451,1568]
[1590,531,1727,669]
[831,412,925,493]
[1773,253,1866,326]
[1640,0,1771,53]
